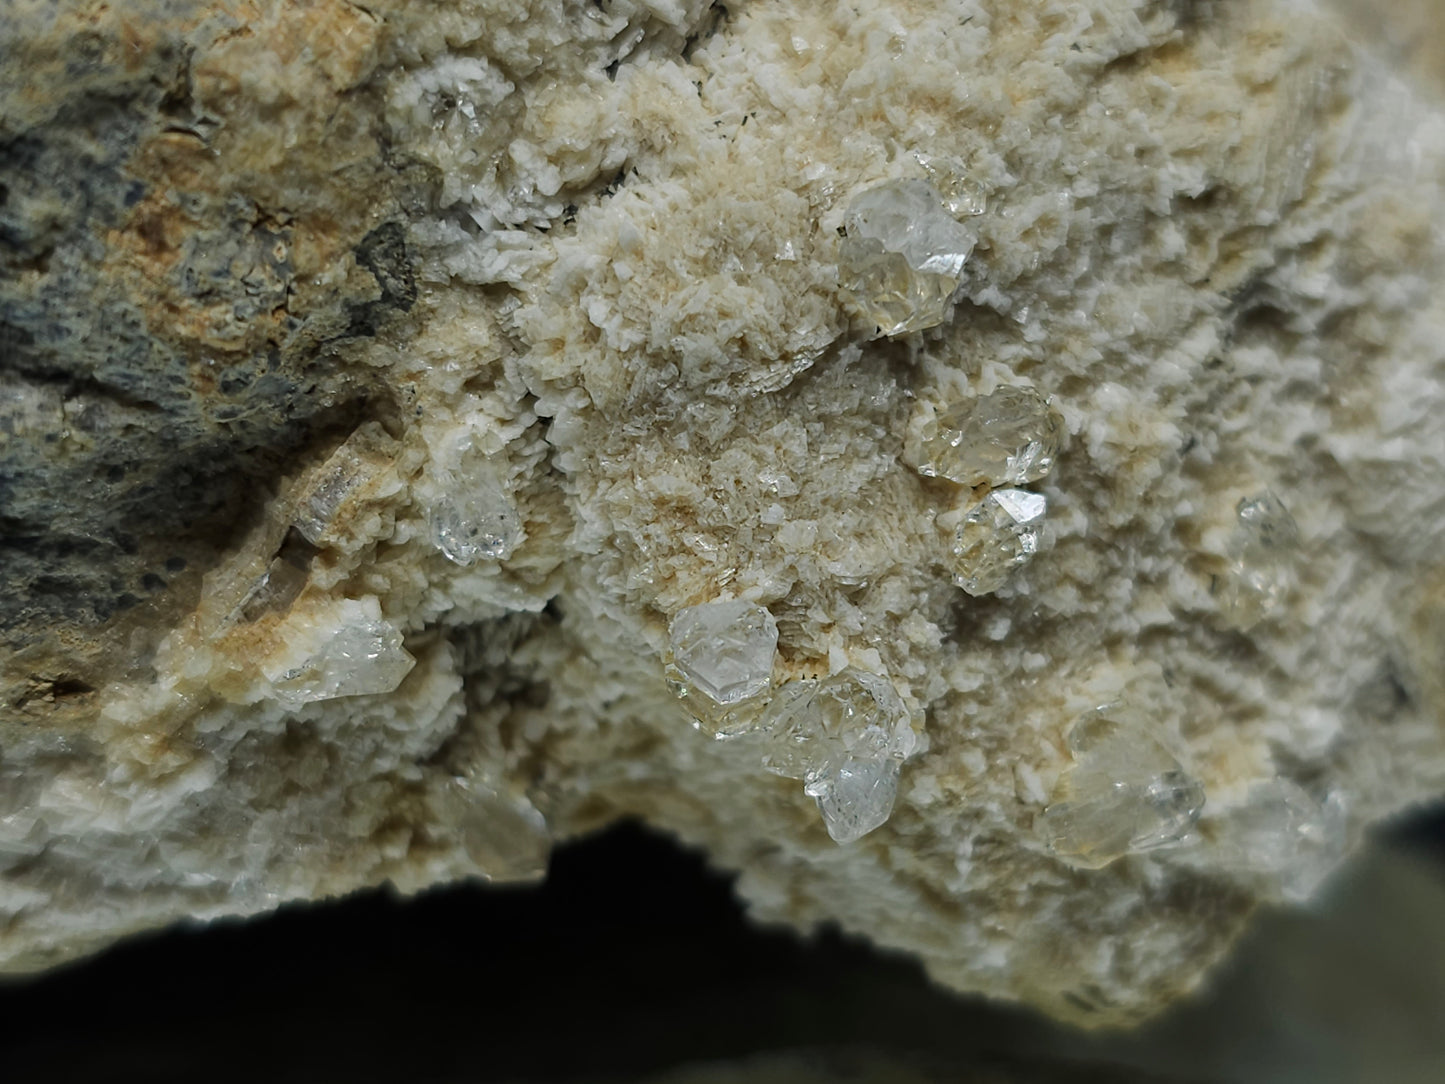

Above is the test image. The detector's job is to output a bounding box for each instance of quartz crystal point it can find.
[949,489,1047,596]
[1213,780,1347,902]
[263,598,414,707]
[429,775,550,883]
[918,386,1064,487]
[1038,705,1205,869]
[838,179,976,336]
[1216,492,1300,629]
[811,756,901,844]
[666,600,779,719]
[431,473,524,564]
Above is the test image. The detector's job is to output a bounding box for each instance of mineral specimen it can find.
[948,489,1048,595]
[4,0,1445,1032]
[1037,705,1206,869]
[917,386,1065,488]
[838,179,976,335]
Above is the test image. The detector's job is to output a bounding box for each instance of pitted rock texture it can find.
[3,0,1445,1027]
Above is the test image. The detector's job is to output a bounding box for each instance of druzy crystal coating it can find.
[667,600,779,708]
[1038,705,1205,868]
[918,386,1064,488]
[1216,492,1300,629]
[838,179,975,336]
[950,489,1047,596]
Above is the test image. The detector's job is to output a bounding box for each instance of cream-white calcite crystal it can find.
[6,0,1445,1030]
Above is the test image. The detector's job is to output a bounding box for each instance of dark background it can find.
[2,810,1444,1084]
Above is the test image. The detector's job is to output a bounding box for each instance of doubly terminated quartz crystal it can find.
[1215,492,1300,629]
[432,474,523,564]
[666,601,779,738]
[1037,704,1205,869]
[918,386,1064,487]
[838,179,976,336]
[949,489,1047,595]
[760,669,916,843]
[264,598,415,707]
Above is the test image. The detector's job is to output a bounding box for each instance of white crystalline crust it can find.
[5,0,1445,1029]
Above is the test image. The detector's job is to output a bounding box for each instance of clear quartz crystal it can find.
[1037,704,1205,868]
[760,669,916,785]
[432,472,523,564]
[918,386,1064,487]
[949,489,1047,596]
[1216,492,1300,629]
[914,153,988,217]
[266,599,414,706]
[1213,779,1346,902]
[811,756,901,844]
[428,775,550,883]
[838,179,975,336]
[666,600,778,712]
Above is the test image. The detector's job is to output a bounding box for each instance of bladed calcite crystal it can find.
[5,0,1445,1028]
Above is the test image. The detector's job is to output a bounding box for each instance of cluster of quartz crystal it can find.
[664,600,779,739]
[1210,780,1346,902]
[261,597,415,708]
[664,602,914,843]
[838,179,976,335]
[1215,492,1300,629]
[913,386,1064,596]
[1036,704,1205,869]
[427,437,524,565]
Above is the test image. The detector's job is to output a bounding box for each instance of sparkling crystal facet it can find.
[1216,491,1299,629]
[949,489,1047,596]
[266,599,415,707]
[667,601,779,712]
[838,179,975,336]
[918,386,1064,487]
[1038,705,1205,868]
[811,756,901,844]
[432,476,523,564]
[760,669,915,786]
[914,153,988,217]
[1213,779,1346,902]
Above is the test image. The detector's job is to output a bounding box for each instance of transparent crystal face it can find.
[432,477,523,564]
[759,668,915,785]
[1038,705,1205,868]
[667,600,779,707]
[1216,491,1300,629]
[1212,779,1347,902]
[949,488,1047,596]
[292,424,399,547]
[838,179,975,336]
[918,386,1064,487]
[811,756,901,844]
[269,617,415,707]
